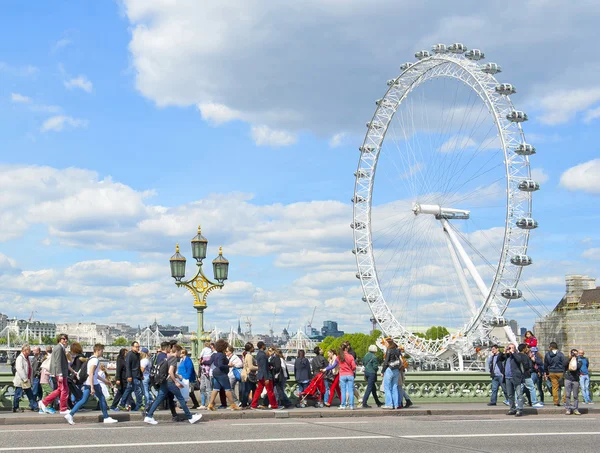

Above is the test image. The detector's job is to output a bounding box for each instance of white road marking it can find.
[403,432,600,439]
[439,417,597,423]
[0,426,143,434]
[0,436,392,451]
[229,422,308,426]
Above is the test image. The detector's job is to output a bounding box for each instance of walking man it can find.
[487,345,509,406]
[64,344,118,425]
[30,346,43,402]
[38,334,70,415]
[500,343,528,417]
[118,341,144,411]
[250,341,278,409]
[544,342,566,406]
[12,344,38,412]
[578,350,592,404]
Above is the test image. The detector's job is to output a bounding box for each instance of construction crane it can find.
[306,306,317,336]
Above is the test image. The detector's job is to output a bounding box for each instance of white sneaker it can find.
[533,402,544,408]
[38,401,46,414]
[64,414,74,425]
[103,417,118,424]
[338,406,346,410]
[59,411,70,415]
[198,405,207,410]
[144,416,158,425]
[189,414,202,424]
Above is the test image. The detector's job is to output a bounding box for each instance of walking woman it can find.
[361,345,382,408]
[321,349,341,407]
[240,342,258,409]
[206,340,240,411]
[382,339,402,409]
[338,345,357,409]
[226,345,243,404]
[110,348,128,411]
[270,347,292,409]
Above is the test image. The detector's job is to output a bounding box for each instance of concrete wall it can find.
[534,309,600,367]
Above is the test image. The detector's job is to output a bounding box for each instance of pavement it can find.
[0,402,598,425]
[1,413,600,452]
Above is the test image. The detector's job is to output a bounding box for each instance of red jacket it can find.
[338,352,357,376]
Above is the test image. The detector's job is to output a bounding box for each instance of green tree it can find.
[113,337,128,346]
[318,330,383,363]
[41,335,55,345]
[425,326,450,340]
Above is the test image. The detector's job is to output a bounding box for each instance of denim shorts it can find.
[212,375,231,391]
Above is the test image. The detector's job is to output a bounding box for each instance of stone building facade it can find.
[534,275,600,367]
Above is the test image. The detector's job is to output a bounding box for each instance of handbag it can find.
[21,379,32,390]
[247,370,258,383]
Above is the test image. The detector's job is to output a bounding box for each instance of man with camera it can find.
[499,343,529,417]
[564,349,583,415]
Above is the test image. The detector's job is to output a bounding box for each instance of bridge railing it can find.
[2,372,598,409]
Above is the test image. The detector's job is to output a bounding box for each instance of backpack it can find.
[74,356,88,384]
[150,355,169,388]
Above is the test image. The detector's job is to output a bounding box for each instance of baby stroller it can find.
[297,372,326,408]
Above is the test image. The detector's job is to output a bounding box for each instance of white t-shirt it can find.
[140,358,151,378]
[87,357,100,385]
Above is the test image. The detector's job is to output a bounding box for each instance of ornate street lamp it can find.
[169,226,229,359]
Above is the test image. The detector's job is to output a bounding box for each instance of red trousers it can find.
[251,379,278,409]
[42,376,69,412]
[327,374,342,406]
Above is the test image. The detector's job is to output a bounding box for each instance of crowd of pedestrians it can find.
[487,333,593,416]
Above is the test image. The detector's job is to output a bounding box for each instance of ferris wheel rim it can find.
[352,48,534,360]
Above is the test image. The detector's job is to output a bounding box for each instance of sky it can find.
[0,0,599,338]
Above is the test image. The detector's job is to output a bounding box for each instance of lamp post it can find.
[169,226,229,359]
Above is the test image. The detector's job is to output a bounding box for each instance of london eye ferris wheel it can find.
[352,43,539,366]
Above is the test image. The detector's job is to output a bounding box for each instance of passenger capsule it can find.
[448,43,468,53]
[501,288,522,299]
[352,248,368,255]
[488,316,509,327]
[415,50,431,60]
[366,121,384,129]
[362,295,377,303]
[352,195,366,203]
[510,255,533,266]
[516,218,538,229]
[400,62,414,70]
[386,79,398,87]
[359,144,376,153]
[495,83,516,95]
[465,49,485,60]
[356,272,373,279]
[431,43,448,54]
[518,180,540,192]
[376,98,393,108]
[354,169,371,178]
[481,63,502,74]
[351,221,366,230]
[514,143,536,155]
[506,111,528,122]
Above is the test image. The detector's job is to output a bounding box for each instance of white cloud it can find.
[582,248,600,260]
[0,62,38,77]
[531,168,549,184]
[538,88,600,125]
[329,133,346,148]
[197,102,244,125]
[559,159,600,194]
[250,125,297,147]
[438,135,477,153]
[584,106,600,123]
[40,115,88,132]
[64,76,93,93]
[53,38,72,52]
[11,93,32,103]
[399,162,425,180]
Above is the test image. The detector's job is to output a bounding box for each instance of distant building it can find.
[520,327,527,337]
[0,313,8,332]
[16,320,56,340]
[509,319,518,337]
[321,320,344,338]
[55,323,113,345]
[534,274,600,366]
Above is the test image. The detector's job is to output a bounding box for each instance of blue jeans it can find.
[490,376,507,404]
[70,384,109,418]
[13,387,38,410]
[580,375,591,403]
[339,375,355,407]
[524,377,538,404]
[532,373,544,403]
[147,381,193,419]
[275,378,292,407]
[383,368,399,407]
[32,378,42,401]
[119,378,143,410]
[297,381,310,394]
[324,378,331,403]
[142,376,154,407]
[362,372,382,406]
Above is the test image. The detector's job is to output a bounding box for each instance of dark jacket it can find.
[125,351,141,380]
[116,356,127,385]
[544,350,566,374]
[487,353,505,378]
[363,352,379,374]
[212,352,229,376]
[381,348,401,374]
[256,349,271,380]
[499,352,529,384]
[311,354,328,373]
[269,355,283,382]
[31,354,43,379]
[294,357,312,382]
[564,355,582,381]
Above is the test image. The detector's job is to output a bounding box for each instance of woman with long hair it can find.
[381,339,401,409]
[240,342,258,409]
[337,345,357,409]
[269,347,292,409]
[110,348,129,411]
[225,345,243,405]
[206,340,240,411]
[321,349,341,407]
